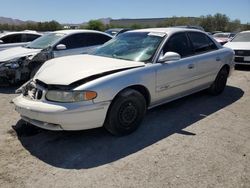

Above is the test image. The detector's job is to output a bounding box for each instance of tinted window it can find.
[59,33,111,50]
[85,33,112,46]
[59,34,83,49]
[163,32,193,57]
[24,34,41,42]
[1,34,22,43]
[188,32,217,53]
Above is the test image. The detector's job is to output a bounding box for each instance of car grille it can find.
[234,57,250,63]
[234,50,250,56]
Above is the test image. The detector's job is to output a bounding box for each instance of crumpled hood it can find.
[35,54,145,85]
[224,42,250,50]
[0,46,41,62]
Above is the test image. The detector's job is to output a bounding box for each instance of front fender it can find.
[74,65,156,104]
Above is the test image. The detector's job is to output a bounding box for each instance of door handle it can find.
[216,57,221,61]
[188,64,194,69]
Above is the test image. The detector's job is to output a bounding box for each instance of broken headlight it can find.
[2,58,20,69]
[46,90,97,103]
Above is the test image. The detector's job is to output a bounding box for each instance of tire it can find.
[208,67,229,95]
[104,89,146,136]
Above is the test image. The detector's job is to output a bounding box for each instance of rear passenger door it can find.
[187,31,221,86]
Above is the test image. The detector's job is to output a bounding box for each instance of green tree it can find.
[86,20,105,31]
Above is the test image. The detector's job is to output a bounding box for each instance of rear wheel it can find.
[208,67,229,95]
[104,89,146,136]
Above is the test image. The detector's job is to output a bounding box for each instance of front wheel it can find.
[104,89,146,136]
[208,67,229,95]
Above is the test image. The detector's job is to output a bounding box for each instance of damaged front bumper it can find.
[13,95,111,131]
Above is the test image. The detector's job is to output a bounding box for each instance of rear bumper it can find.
[13,95,111,131]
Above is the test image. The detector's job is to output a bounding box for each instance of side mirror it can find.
[0,40,4,44]
[56,44,66,50]
[158,52,181,63]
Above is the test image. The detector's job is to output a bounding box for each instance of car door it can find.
[53,33,86,58]
[187,31,222,86]
[155,32,197,103]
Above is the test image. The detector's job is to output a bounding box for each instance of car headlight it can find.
[46,90,97,103]
[2,58,21,69]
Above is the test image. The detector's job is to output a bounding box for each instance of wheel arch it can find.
[112,84,151,107]
[221,64,230,75]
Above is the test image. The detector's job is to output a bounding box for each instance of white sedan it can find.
[224,30,250,65]
[13,28,234,135]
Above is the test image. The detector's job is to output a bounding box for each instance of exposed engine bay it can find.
[0,47,53,85]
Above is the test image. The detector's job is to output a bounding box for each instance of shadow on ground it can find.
[13,86,244,169]
[235,65,250,71]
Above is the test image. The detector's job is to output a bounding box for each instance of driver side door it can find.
[155,32,197,103]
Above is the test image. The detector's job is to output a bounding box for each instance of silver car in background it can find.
[14,28,234,135]
[0,29,112,84]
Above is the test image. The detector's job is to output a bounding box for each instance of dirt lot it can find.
[0,67,250,188]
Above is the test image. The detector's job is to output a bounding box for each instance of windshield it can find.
[26,33,66,49]
[231,33,250,42]
[93,32,165,62]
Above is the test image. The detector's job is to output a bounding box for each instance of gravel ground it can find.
[0,67,250,188]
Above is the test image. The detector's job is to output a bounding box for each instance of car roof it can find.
[52,29,112,37]
[127,27,205,35]
[239,30,250,34]
[0,30,42,38]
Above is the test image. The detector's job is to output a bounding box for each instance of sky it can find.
[1,0,250,24]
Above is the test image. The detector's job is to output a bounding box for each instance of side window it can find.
[85,33,112,46]
[59,34,85,49]
[188,32,218,54]
[1,34,22,43]
[24,34,41,42]
[162,32,193,58]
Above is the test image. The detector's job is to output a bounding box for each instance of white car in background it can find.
[14,28,234,136]
[0,30,42,51]
[224,30,250,65]
[0,30,112,84]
